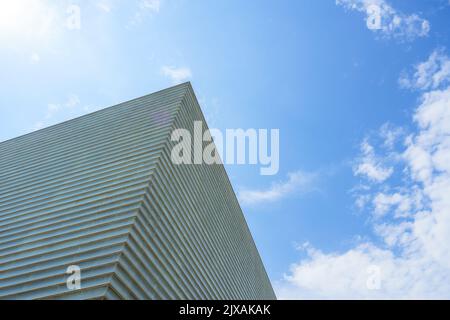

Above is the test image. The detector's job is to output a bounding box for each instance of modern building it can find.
[0,83,275,300]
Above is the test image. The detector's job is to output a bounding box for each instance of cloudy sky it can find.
[1,0,449,299]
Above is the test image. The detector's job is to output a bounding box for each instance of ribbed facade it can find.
[0,83,275,300]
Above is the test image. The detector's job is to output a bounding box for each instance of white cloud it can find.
[354,140,393,183]
[336,0,430,41]
[96,1,112,13]
[399,49,450,91]
[140,0,160,13]
[379,123,404,149]
[277,238,450,299]
[372,192,418,219]
[32,94,81,131]
[277,243,398,299]
[45,94,80,119]
[31,121,45,132]
[277,50,450,299]
[355,194,371,210]
[129,0,161,26]
[238,171,317,206]
[161,66,192,84]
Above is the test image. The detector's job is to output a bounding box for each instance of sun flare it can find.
[0,0,55,39]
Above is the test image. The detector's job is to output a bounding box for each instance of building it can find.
[0,83,276,300]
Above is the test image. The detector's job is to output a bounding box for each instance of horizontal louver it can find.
[0,83,275,300]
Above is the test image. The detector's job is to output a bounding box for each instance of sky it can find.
[0,0,449,299]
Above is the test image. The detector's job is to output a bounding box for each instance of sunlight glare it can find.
[0,0,54,39]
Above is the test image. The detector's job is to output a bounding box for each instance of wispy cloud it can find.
[140,0,160,13]
[161,65,192,84]
[336,0,430,41]
[32,94,82,131]
[354,139,393,183]
[96,0,112,13]
[277,49,450,299]
[129,0,161,26]
[45,94,80,120]
[399,49,450,90]
[372,191,421,219]
[379,122,404,149]
[31,94,80,131]
[238,171,317,206]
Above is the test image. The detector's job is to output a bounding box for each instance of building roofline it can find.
[0,82,192,145]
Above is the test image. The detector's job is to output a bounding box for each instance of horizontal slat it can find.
[0,83,275,300]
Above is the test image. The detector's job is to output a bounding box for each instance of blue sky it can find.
[1,0,450,299]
